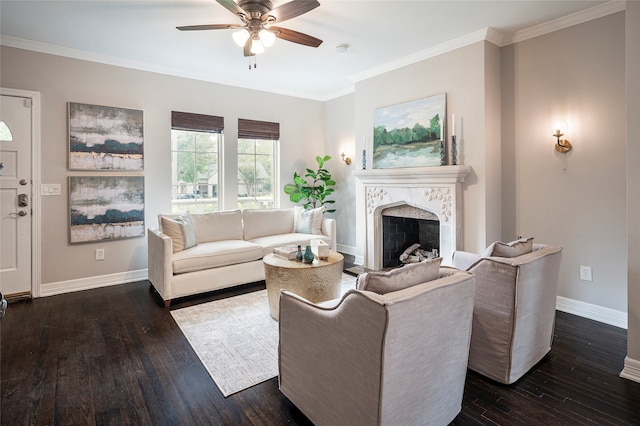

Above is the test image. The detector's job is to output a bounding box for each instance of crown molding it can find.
[0,35,327,101]
[506,0,626,45]
[350,27,498,84]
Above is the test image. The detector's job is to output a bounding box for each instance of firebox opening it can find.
[382,216,440,269]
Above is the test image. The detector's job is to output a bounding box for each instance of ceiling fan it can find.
[177,0,323,58]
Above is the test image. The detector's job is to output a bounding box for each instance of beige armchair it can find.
[278,267,476,426]
[452,242,563,384]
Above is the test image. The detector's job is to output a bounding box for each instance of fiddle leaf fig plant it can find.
[284,155,336,213]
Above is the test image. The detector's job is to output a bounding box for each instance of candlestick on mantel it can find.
[451,113,456,136]
[451,135,457,165]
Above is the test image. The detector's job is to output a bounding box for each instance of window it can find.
[237,118,279,210]
[0,121,13,141]
[171,111,223,214]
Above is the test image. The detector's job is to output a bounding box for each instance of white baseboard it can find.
[556,295,627,329]
[40,269,149,297]
[620,357,640,383]
[337,243,364,265]
[38,266,629,331]
[336,243,356,256]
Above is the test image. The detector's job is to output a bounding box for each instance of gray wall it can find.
[323,93,356,252]
[501,12,627,312]
[626,1,640,366]
[1,46,325,285]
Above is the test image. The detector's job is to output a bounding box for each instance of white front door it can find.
[0,94,33,298]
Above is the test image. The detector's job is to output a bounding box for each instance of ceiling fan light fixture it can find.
[259,29,276,47]
[250,36,265,54]
[232,29,250,47]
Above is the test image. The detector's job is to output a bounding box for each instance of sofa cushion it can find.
[243,208,295,240]
[191,209,243,243]
[160,212,197,253]
[356,257,443,294]
[294,206,324,235]
[490,237,534,258]
[248,233,330,256]
[172,240,264,274]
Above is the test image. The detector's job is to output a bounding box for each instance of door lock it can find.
[19,179,28,186]
[18,194,28,207]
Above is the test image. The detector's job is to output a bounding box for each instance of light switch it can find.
[41,184,61,196]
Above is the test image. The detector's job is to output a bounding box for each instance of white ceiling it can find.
[0,0,617,100]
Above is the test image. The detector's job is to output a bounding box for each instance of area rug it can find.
[170,273,357,397]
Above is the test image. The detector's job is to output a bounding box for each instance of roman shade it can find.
[171,111,224,133]
[238,118,279,140]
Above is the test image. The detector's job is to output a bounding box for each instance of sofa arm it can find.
[148,227,173,306]
[321,217,337,251]
[452,250,481,271]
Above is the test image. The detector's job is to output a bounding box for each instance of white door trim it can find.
[1,88,42,297]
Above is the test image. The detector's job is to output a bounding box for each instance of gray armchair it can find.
[452,243,563,384]
[278,267,476,426]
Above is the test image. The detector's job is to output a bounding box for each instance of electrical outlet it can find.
[95,248,105,261]
[579,265,592,282]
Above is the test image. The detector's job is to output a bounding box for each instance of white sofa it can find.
[148,207,335,307]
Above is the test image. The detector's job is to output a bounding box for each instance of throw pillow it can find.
[294,205,324,235]
[490,237,534,258]
[160,212,197,253]
[357,257,443,295]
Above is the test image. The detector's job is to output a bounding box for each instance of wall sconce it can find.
[341,153,352,165]
[553,120,572,153]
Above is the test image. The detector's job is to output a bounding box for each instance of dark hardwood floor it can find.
[2,258,639,425]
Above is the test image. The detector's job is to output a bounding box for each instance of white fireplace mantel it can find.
[354,165,471,269]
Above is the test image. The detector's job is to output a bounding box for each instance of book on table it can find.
[273,245,300,260]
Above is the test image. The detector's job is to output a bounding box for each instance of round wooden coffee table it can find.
[263,250,344,320]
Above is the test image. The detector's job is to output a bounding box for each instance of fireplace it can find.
[354,165,470,269]
[382,204,439,268]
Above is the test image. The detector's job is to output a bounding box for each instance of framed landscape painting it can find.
[69,176,145,243]
[373,93,446,169]
[68,102,144,171]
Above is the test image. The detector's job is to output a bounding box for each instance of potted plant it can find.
[284,155,336,213]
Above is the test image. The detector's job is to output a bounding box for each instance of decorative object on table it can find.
[373,93,446,169]
[68,176,145,243]
[296,245,303,262]
[362,149,366,170]
[68,102,144,171]
[283,155,336,213]
[451,113,457,165]
[273,245,299,260]
[311,239,329,260]
[303,245,314,264]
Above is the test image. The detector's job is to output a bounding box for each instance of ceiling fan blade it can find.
[271,26,322,47]
[176,24,239,31]
[244,37,254,57]
[216,0,248,17]
[268,0,320,23]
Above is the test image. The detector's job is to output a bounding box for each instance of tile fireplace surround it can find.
[354,165,471,269]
